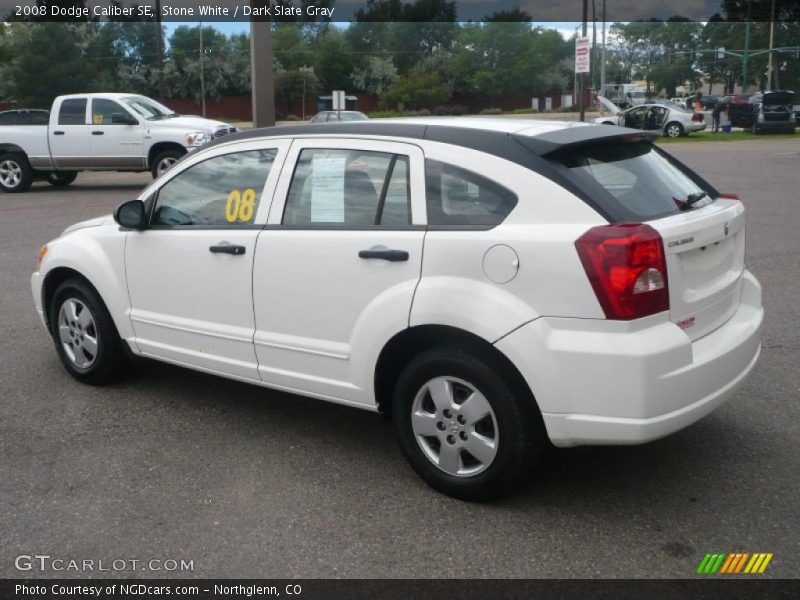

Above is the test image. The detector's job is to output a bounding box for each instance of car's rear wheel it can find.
[665,122,684,138]
[48,278,129,385]
[45,171,78,187]
[392,345,543,501]
[0,153,33,193]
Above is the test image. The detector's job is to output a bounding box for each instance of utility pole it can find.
[155,0,164,99]
[591,0,597,90]
[579,0,588,122]
[250,2,276,128]
[742,0,752,92]
[767,0,776,90]
[199,22,206,117]
[600,0,606,92]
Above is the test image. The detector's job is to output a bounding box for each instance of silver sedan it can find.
[594,96,706,138]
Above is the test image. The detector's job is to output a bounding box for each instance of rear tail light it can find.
[718,192,740,200]
[692,113,703,122]
[575,224,669,320]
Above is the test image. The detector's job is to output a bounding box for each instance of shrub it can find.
[284,114,300,121]
[432,105,468,116]
[479,108,502,115]
[511,107,538,114]
[380,72,451,111]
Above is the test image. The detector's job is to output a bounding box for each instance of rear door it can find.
[252,138,426,406]
[49,97,93,169]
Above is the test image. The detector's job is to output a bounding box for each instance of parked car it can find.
[594,96,705,137]
[309,111,369,123]
[0,93,236,193]
[31,118,763,500]
[740,91,796,134]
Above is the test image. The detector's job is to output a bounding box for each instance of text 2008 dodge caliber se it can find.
[31,119,763,500]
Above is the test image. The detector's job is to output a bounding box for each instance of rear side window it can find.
[283,148,410,227]
[425,160,518,227]
[551,142,708,221]
[58,99,87,125]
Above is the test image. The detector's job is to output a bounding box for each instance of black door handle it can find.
[53,131,65,135]
[209,244,246,255]
[358,249,409,262]
[92,131,104,136]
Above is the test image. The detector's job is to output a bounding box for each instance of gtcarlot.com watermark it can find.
[15,554,194,573]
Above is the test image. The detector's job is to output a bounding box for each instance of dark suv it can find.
[730,91,796,134]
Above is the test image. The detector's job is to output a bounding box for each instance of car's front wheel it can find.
[48,278,129,385]
[151,149,185,179]
[0,153,33,193]
[665,122,684,138]
[392,345,543,501]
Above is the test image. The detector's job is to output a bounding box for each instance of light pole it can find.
[199,22,206,117]
[600,0,606,93]
[742,0,752,92]
[579,0,588,122]
[767,0,776,90]
[250,2,276,128]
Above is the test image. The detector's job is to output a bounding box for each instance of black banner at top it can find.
[3,0,800,23]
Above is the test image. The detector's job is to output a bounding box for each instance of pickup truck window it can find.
[58,99,87,125]
[92,99,127,125]
[151,149,277,228]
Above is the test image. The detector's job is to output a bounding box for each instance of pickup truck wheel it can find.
[0,153,33,193]
[151,149,185,179]
[48,278,129,385]
[392,346,543,501]
[46,171,78,187]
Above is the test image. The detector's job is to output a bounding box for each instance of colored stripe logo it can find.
[697,552,773,574]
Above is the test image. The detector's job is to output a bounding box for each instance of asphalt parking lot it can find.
[1,139,799,579]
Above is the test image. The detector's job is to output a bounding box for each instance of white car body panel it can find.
[32,117,763,446]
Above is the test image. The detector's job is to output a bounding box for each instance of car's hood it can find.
[148,115,232,132]
[61,215,110,236]
[596,95,621,115]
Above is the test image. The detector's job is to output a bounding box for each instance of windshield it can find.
[552,142,712,221]
[122,96,177,120]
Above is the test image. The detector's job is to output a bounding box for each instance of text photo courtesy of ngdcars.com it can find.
[1,0,799,598]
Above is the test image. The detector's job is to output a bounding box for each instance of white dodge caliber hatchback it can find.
[31,118,763,500]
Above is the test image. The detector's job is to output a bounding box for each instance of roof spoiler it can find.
[514,126,659,157]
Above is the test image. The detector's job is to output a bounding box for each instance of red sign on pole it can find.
[575,36,590,74]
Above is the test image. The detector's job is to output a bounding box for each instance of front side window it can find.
[58,99,87,125]
[283,148,410,227]
[425,160,518,227]
[92,99,129,125]
[151,149,277,227]
[122,95,176,120]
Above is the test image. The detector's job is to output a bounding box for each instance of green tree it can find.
[380,71,450,110]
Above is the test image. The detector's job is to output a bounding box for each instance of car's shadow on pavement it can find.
[111,358,739,511]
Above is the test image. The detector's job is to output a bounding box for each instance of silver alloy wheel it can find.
[57,298,99,369]
[666,123,682,138]
[156,156,177,176]
[0,159,23,189]
[410,376,499,477]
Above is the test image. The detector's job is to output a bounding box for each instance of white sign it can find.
[310,155,346,223]
[575,36,590,74]
[332,90,346,111]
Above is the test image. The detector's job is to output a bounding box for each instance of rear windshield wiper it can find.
[673,191,708,211]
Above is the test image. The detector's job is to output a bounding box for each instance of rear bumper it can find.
[753,121,795,133]
[495,270,763,447]
[686,121,706,133]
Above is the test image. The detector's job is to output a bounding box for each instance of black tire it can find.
[46,171,78,187]
[0,152,34,193]
[48,278,129,385]
[664,122,684,138]
[392,345,544,501]
[151,148,185,179]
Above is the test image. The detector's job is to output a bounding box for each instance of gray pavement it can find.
[1,139,799,579]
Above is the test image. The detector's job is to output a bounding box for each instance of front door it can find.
[125,140,289,380]
[89,98,145,169]
[623,106,648,130]
[252,138,427,406]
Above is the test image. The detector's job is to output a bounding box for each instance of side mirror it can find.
[113,200,147,230]
[111,112,138,125]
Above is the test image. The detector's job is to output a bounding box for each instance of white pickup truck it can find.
[0,93,237,193]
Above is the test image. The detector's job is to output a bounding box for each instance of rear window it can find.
[551,142,710,221]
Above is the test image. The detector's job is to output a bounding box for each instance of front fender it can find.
[38,226,134,342]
